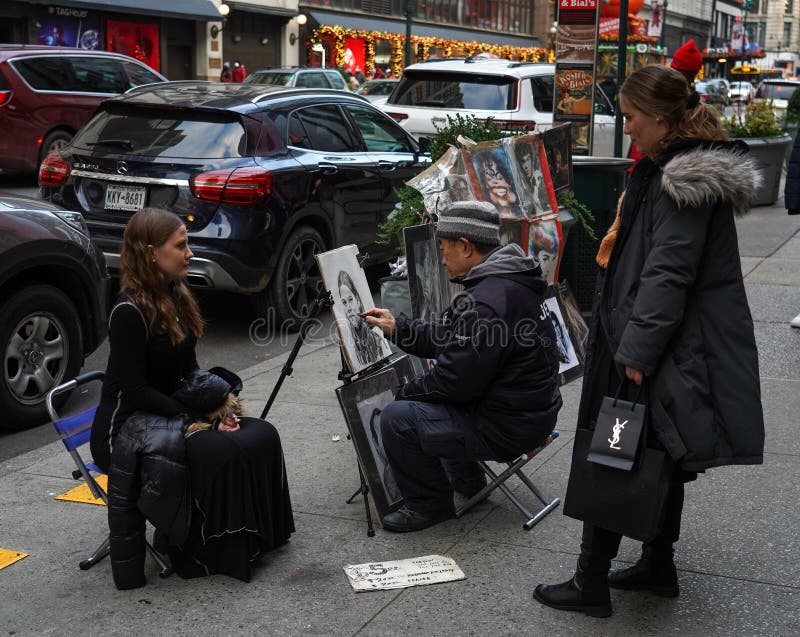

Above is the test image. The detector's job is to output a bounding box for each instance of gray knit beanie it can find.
[436,200,501,246]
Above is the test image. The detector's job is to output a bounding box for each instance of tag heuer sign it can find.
[636,43,648,53]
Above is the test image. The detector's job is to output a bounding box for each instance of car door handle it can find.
[322,156,356,161]
[378,160,396,171]
[318,162,338,175]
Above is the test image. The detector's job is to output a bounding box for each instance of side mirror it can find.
[417,136,432,154]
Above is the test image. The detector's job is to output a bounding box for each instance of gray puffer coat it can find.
[579,139,765,472]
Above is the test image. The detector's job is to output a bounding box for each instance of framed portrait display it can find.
[336,355,418,519]
[540,287,583,385]
[463,143,526,219]
[557,280,589,364]
[529,213,564,286]
[540,123,574,194]
[505,134,558,217]
[406,146,473,216]
[404,224,451,321]
[316,245,393,375]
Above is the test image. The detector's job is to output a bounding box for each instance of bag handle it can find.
[612,377,645,409]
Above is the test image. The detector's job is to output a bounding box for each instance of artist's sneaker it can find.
[381,506,454,533]
[791,313,800,328]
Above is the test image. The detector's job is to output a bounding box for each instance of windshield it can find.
[71,106,248,158]
[390,72,517,110]
[759,82,799,100]
[245,72,292,86]
[731,82,751,90]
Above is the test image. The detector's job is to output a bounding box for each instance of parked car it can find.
[0,193,108,430]
[729,81,756,103]
[354,79,399,103]
[379,57,626,156]
[755,79,800,122]
[705,78,730,106]
[694,80,727,111]
[39,82,428,325]
[244,67,348,91]
[0,45,167,174]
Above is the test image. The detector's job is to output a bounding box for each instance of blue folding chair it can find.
[455,431,561,530]
[47,371,171,576]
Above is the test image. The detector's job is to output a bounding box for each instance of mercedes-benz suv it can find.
[40,82,427,325]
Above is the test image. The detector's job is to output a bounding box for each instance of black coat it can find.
[578,139,765,472]
[785,128,800,214]
[394,243,563,460]
[107,370,235,590]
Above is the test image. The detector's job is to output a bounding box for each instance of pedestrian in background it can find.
[220,61,232,82]
[534,64,765,618]
[785,128,800,327]
[232,60,247,83]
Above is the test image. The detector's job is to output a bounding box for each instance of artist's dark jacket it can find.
[107,371,233,590]
[578,139,765,472]
[394,243,562,460]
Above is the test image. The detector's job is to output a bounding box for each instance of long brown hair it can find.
[620,64,728,150]
[119,208,204,345]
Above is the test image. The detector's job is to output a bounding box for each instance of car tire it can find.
[0,285,83,430]
[40,130,73,164]
[264,226,326,329]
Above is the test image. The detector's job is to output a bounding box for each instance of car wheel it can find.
[0,285,83,430]
[40,130,73,164]
[266,226,326,329]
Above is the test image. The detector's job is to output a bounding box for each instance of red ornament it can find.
[599,0,644,18]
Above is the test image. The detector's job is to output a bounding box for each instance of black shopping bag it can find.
[587,382,645,471]
[563,428,674,542]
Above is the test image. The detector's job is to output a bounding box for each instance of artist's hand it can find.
[625,366,644,386]
[362,308,396,336]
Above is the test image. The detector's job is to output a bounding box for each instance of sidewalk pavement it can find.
[2,202,799,637]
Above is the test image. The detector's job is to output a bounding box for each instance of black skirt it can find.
[170,417,295,581]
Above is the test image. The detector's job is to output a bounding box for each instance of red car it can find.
[0,45,166,173]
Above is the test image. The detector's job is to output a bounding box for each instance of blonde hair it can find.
[120,208,204,345]
[620,65,728,149]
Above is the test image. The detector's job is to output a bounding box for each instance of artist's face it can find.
[439,238,472,279]
[619,94,668,157]
[150,225,192,281]
[340,283,361,327]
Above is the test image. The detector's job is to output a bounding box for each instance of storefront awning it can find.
[26,0,223,21]
[229,1,298,18]
[307,10,542,48]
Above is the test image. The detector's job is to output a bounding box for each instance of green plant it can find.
[786,87,800,125]
[376,186,424,247]
[557,191,597,241]
[429,114,524,161]
[724,99,783,137]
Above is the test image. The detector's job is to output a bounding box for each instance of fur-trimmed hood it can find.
[660,142,762,216]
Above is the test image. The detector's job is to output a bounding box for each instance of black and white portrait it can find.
[317,245,392,374]
[508,134,556,216]
[541,123,574,194]
[404,224,449,321]
[356,393,402,503]
[542,295,579,375]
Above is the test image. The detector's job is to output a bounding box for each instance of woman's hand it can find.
[362,308,396,336]
[218,414,241,432]
[625,366,645,385]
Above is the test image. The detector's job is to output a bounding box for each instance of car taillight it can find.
[0,90,11,107]
[384,112,408,122]
[190,166,273,205]
[38,151,71,188]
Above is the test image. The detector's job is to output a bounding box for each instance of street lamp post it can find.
[405,0,416,67]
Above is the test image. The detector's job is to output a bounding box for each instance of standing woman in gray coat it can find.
[534,64,765,617]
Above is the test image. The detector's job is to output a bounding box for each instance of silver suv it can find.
[379,58,625,157]
[244,67,348,90]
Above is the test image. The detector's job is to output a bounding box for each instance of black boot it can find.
[608,546,679,597]
[534,561,612,618]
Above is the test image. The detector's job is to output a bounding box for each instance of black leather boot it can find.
[534,561,612,618]
[608,546,679,597]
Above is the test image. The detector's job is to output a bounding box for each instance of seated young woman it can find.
[91,208,294,589]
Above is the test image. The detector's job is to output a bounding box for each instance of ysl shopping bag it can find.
[586,382,645,471]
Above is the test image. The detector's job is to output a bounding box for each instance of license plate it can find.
[104,184,146,212]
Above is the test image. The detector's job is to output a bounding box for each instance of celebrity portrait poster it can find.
[106,20,160,72]
[554,0,600,155]
[36,6,102,49]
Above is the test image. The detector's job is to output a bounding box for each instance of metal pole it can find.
[613,0,630,158]
[405,0,414,68]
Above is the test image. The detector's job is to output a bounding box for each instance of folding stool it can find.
[454,432,561,529]
[47,371,171,576]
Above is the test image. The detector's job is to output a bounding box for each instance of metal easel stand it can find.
[258,287,378,537]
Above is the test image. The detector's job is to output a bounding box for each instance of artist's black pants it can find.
[380,400,499,515]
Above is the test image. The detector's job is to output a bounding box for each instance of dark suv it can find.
[0,45,167,173]
[0,193,108,430]
[40,82,427,324]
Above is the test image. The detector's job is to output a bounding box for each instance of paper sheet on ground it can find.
[54,474,107,505]
[343,554,465,592]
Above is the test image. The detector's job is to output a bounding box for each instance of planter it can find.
[732,134,793,206]
[560,156,633,313]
